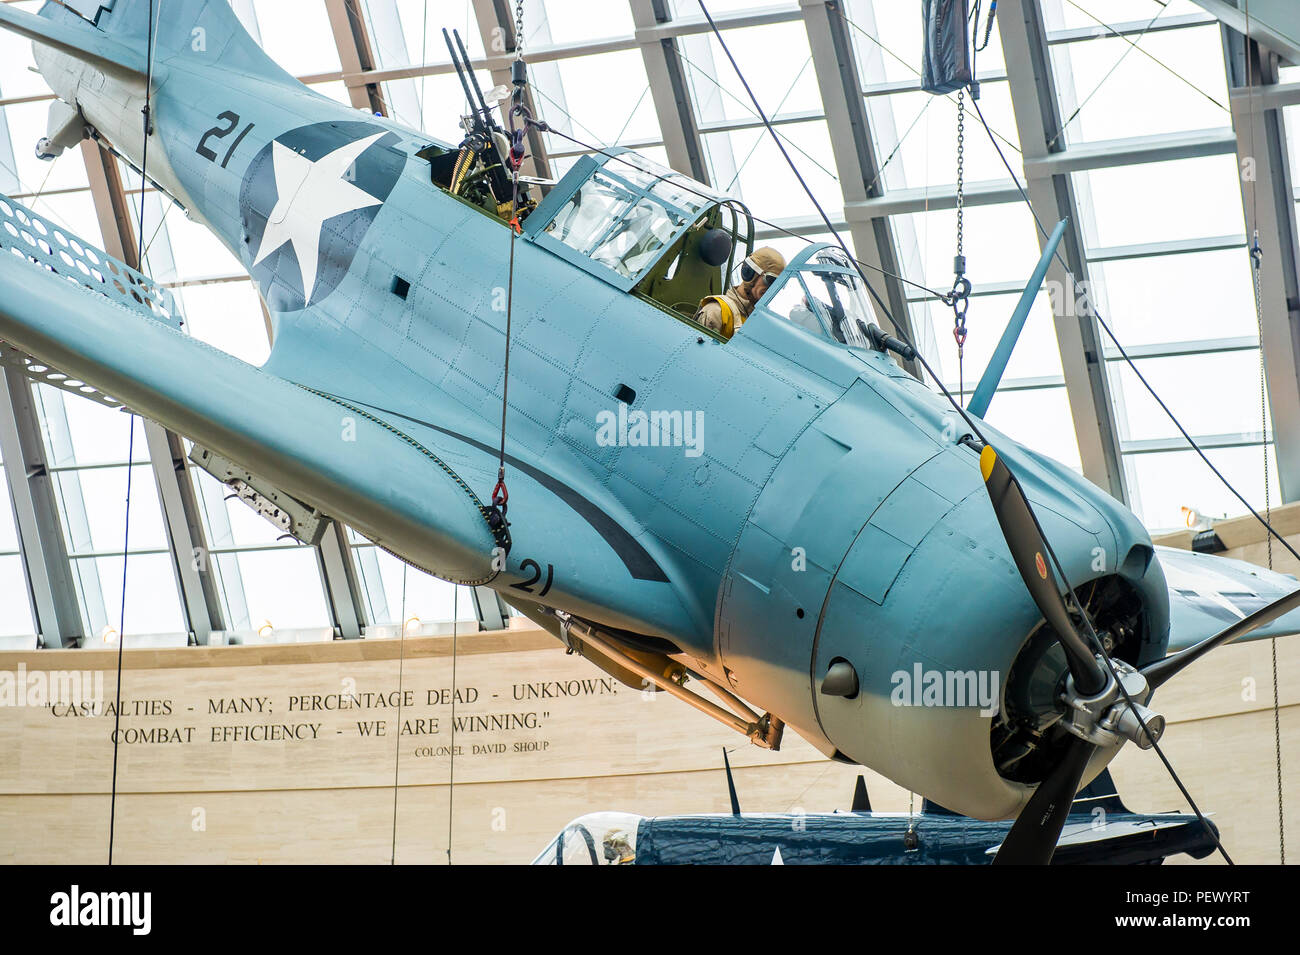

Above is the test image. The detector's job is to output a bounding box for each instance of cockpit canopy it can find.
[757,244,880,350]
[524,148,885,352]
[525,148,751,322]
[538,153,712,282]
[531,811,643,865]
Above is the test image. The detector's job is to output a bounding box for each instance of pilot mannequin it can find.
[693,246,787,340]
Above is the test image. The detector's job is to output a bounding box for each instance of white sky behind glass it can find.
[1078,154,1246,249]
[704,120,842,220]
[1049,25,1232,145]
[250,0,342,75]
[1111,351,1271,443]
[60,465,170,554]
[354,545,479,628]
[80,553,185,637]
[1127,445,1279,531]
[687,20,825,122]
[366,0,480,71]
[923,291,1064,383]
[535,0,635,45]
[546,50,660,145]
[174,282,271,365]
[224,548,331,630]
[871,83,1022,193]
[1089,249,1259,347]
[982,387,1082,471]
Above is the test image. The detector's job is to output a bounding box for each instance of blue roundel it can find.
[239,121,405,312]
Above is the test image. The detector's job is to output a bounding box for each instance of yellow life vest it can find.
[700,294,742,338]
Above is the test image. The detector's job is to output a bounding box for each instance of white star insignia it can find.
[253,132,387,303]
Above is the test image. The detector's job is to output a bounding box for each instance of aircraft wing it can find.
[1159,545,1300,652]
[0,4,147,79]
[0,196,499,585]
[984,813,1219,864]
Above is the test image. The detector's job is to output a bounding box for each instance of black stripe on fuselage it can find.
[342,398,671,583]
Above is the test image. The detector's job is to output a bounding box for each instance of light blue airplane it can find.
[0,0,1295,864]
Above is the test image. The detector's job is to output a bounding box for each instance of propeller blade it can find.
[993,735,1095,865]
[1142,583,1300,690]
[980,445,1107,695]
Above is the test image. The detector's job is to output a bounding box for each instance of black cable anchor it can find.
[486,466,512,554]
[506,59,530,178]
[946,257,971,364]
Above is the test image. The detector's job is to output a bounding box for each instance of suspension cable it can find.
[386,0,432,869]
[1243,0,1287,866]
[108,0,160,867]
[390,561,408,864]
[446,585,459,865]
[489,0,531,537]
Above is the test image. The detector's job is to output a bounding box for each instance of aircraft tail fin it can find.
[32,0,298,87]
[1071,768,1130,814]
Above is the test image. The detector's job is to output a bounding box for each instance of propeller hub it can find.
[1062,659,1162,750]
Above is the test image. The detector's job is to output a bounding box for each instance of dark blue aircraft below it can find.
[532,770,1219,865]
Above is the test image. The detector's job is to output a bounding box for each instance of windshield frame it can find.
[754,242,878,350]
[524,148,724,291]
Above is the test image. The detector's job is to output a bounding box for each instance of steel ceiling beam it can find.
[1192,0,1300,65]
[1223,26,1300,502]
[1232,79,1300,110]
[1045,12,1217,45]
[349,6,803,87]
[472,586,509,632]
[1087,233,1248,262]
[997,0,1128,502]
[1023,127,1239,177]
[845,180,1024,218]
[629,0,709,182]
[324,0,388,115]
[319,522,364,639]
[0,369,82,647]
